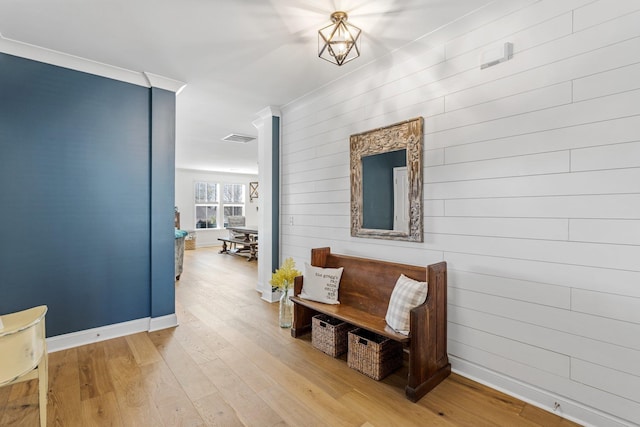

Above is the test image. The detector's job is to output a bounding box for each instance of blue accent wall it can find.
[362,149,406,230]
[150,88,176,317]
[0,53,175,336]
[271,116,280,272]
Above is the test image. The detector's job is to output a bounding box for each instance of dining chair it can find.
[0,305,48,426]
[227,215,246,249]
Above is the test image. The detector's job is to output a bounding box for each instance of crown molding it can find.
[144,72,187,94]
[256,106,281,120]
[0,35,186,93]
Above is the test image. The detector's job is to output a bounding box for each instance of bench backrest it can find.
[311,247,426,318]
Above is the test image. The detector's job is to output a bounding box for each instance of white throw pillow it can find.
[385,274,428,335]
[299,263,344,304]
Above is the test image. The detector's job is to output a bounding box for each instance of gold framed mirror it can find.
[350,117,423,242]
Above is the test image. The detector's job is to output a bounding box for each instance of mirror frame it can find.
[350,117,423,242]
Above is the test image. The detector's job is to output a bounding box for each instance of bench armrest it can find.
[405,261,450,401]
[293,275,303,296]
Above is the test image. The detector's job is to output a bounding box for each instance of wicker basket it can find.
[347,328,403,380]
[185,231,196,250]
[312,315,355,357]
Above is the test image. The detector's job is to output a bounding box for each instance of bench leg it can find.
[406,329,448,402]
[248,244,257,261]
[218,240,228,254]
[291,303,314,338]
[405,362,451,402]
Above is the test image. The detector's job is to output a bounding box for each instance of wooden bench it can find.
[290,247,450,402]
[218,238,258,261]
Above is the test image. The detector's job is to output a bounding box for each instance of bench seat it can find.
[289,296,409,343]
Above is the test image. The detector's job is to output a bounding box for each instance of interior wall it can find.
[150,87,177,318]
[175,168,259,247]
[279,1,640,425]
[0,52,176,337]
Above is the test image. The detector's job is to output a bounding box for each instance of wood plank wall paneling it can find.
[280,1,640,425]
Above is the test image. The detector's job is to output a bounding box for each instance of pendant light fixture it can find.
[318,11,361,66]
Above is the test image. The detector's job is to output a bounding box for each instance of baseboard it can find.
[261,294,279,303]
[47,314,178,353]
[261,288,279,303]
[149,313,179,332]
[451,356,632,427]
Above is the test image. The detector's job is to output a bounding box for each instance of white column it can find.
[252,106,281,302]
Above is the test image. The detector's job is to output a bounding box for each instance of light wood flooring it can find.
[0,247,581,426]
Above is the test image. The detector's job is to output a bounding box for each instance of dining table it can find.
[218,226,258,261]
[226,226,258,242]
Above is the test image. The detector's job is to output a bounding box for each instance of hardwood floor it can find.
[0,247,581,426]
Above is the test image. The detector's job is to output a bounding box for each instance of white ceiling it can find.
[0,0,495,174]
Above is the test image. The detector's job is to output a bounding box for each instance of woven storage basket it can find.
[185,231,196,250]
[312,314,355,357]
[347,328,403,380]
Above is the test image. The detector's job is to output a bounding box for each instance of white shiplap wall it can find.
[279,1,640,426]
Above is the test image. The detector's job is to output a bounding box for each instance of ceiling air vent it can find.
[222,133,256,143]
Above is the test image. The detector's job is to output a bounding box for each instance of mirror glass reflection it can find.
[362,149,408,232]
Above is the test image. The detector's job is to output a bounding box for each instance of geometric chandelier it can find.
[318,11,361,66]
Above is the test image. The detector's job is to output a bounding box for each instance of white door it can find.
[393,167,409,232]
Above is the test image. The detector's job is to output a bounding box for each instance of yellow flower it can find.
[270,257,301,291]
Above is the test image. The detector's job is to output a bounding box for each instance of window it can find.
[194,181,218,229]
[222,183,245,227]
[194,181,246,229]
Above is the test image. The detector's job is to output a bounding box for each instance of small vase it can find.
[279,286,293,328]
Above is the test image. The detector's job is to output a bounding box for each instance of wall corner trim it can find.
[144,72,187,94]
[256,106,281,120]
[149,313,179,332]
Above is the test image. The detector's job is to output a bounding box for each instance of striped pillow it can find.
[385,274,428,335]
